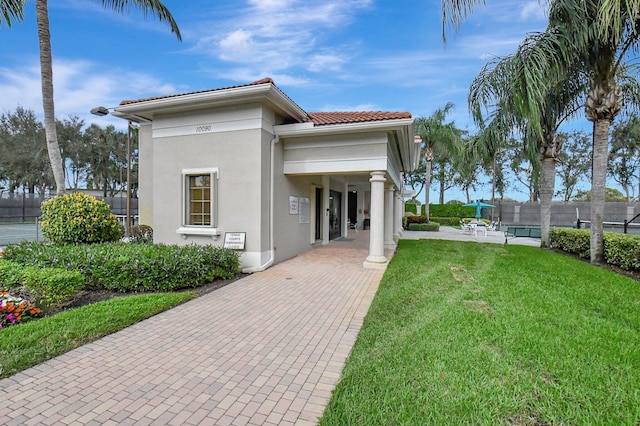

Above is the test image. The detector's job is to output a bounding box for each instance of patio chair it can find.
[460,220,473,235]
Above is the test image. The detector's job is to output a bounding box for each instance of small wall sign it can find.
[224,232,246,250]
[289,196,299,215]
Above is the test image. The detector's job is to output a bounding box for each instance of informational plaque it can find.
[299,197,310,224]
[224,232,246,250]
[289,196,299,215]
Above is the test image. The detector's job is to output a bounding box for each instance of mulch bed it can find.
[54,273,250,315]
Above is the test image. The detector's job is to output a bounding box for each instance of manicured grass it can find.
[320,240,640,425]
[0,291,195,378]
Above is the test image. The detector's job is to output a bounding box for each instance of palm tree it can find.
[26,0,182,195]
[547,0,640,264]
[0,0,22,26]
[469,31,584,247]
[413,103,463,219]
[445,0,640,264]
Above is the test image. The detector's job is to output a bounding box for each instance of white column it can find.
[322,175,330,244]
[364,171,388,268]
[393,192,402,241]
[343,181,349,237]
[384,184,395,250]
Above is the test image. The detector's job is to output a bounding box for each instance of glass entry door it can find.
[329,190,342,240]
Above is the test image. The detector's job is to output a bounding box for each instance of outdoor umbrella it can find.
[463,200,495,219]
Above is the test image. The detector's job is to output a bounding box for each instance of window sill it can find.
[176,227,221,239]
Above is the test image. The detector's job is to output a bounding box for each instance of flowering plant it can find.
[0,292,41,329]
[40,192,122,244]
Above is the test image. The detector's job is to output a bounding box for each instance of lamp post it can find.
[90,106,132,236]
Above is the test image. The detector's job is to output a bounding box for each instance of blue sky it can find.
[1,0,567,202]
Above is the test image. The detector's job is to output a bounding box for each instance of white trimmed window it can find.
[182,168,218,227]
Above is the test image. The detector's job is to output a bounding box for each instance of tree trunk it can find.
[36,0,66,195]
[590,119,610,265]
[539,156,555,248]
[439,167,445,204]
[424,158,432,221]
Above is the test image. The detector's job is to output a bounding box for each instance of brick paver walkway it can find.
[0,230,388,425]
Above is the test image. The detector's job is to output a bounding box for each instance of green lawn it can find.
[320,240,640,425]
[0,291,195,378]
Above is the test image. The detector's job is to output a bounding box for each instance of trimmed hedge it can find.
[429,204,476,218]
[550,228,640,272]
[550,228,590,259]
[404,202,420,215]
[604,233,640,271]
[3,242,240,292]
[431,217,465,226]
[0,259,85,309]
[408,222,440,231]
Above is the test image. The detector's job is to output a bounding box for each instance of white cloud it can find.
[319,103,378,112]
[520,1,548,21]
[218,29,255,54]
[190,0,371,81]
[307,54,347,73]
[0,58,180,130]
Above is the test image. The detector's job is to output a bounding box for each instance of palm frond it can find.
[0,0,24,27]
[99,0,181,40]
[441,0,485,41]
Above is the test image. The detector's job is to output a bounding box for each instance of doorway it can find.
[348,191,357,229]
[329,190,342,240]
[315,187,322,241]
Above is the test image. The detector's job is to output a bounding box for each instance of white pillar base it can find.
[363,255,388,269]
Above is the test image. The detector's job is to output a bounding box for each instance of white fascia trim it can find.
[274,118,414,137]
[284,157,388,174]
[113,83,308,122]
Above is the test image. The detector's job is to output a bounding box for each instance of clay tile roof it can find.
[119,78,275,106]
[307,111,412,126]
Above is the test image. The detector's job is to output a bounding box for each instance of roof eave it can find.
[276,118,419,173]
[112,82,308,123]
[274,118,414,137]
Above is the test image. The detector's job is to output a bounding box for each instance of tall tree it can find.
[15,0,182,195]
[410,104,463,219]
[469,30,584,247]
[57,115,88,190]
[555,131,592,202]
[550,0,640,264]
[446,0,640,263]
[0,107,53,194]
[609,116,640,201]
[83,124,128,197]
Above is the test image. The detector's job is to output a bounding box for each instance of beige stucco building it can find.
[113,78,420,271]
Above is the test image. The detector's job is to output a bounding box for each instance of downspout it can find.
[242,134,279,273]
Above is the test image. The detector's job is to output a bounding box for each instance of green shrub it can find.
[408,222,440,231]
[39,192,122,244]
[3,242,240,292]
[603,233,640,271]
[550,228,590,259]
[430,217,463,226]
[429,204,476,218]
[129,224,153,244]
[404,201,420,215]
[406,215,429,224]
[0,259,85,309]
